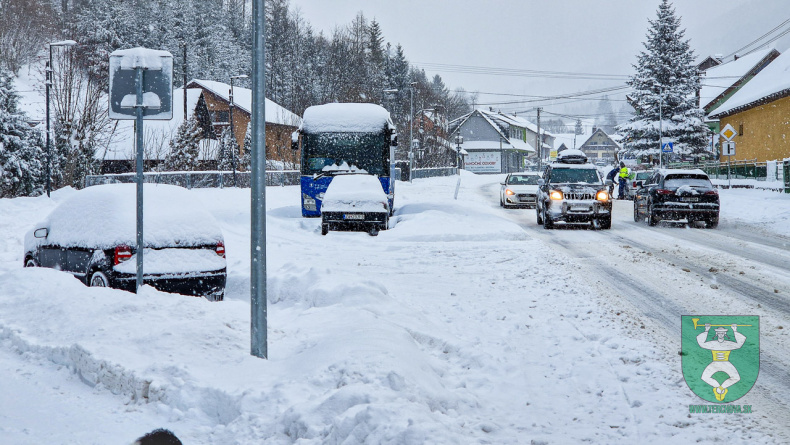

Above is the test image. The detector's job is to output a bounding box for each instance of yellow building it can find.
[709,51,790,163]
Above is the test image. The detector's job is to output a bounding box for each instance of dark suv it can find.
[536,150,612,229]
[633,169,719,228]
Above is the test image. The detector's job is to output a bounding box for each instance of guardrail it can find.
[85,170,300,189]
[411,167,458,179]
[668,159,783,182]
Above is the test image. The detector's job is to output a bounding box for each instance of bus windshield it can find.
[302,132,388,176]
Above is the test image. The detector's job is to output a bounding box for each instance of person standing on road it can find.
[618,162,629,199]
[606,165,619,195]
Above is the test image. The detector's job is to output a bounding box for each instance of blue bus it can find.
[293,103,398,217]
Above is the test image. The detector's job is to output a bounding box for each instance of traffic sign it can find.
[722,141,736,157]
[721,123,738,141]
[661,141,674,153]
[109,48,173,120]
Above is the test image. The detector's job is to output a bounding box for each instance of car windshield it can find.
[549,168,600,184]
[635,172,651,180]
[508,175,539,185]
[664,175,712,188]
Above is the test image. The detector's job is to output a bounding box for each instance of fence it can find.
[411,167,458,180]
[85,170,300,189]
[668,159,783,182]
[85,167,455,189]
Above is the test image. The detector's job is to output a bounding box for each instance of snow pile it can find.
[320,174,387,213]
[111,47,172,70]
[26,184,223,251]
[710,49,790,117]
[302,103,393,134]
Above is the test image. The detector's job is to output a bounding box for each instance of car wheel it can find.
[600,217,612,230]
[542,207,553,229]
[647,204,658,227]
[24,257,38,267]
[89,270,110,287]
[633,203,643,222]
[368,226,380,236]
[706,217,719,229]
[321,224,328,235]
[500,196,504,207]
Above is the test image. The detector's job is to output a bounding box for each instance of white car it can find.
[23,184,227,300]
[500,172,541,208]
[321,174,390,236]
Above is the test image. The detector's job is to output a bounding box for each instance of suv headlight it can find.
[596,191,610,201]
[549,190,563,201]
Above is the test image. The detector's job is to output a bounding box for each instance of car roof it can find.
[32,184,223,249]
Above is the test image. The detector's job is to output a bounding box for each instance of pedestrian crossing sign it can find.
[662,141,673,153]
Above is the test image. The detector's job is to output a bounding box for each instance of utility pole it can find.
[183,42,188,121]
[536,107,542,171]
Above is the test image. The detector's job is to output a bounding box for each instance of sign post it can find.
[720,124,738,190]
[109,48,173,292]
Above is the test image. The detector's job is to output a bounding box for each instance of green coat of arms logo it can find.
[682,316,759,403]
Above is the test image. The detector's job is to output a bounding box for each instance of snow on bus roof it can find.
[302,103,394,133]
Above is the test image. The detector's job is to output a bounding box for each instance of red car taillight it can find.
[216,241,226,258]
[114,245,132,265]
[657,189,673,195]
[704,190,718,195]
[632,181,637,187]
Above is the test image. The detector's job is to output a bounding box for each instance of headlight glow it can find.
[596,191,610,201]
[549,190,563,201]
[505,189,515,195]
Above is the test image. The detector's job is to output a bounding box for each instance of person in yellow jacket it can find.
[617,162,630,199]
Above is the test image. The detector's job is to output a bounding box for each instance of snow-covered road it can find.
[0,173,787,444]
[478,180,790,442]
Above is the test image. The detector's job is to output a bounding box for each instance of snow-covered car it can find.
[23,184,227,300]
[500,172,541,208]
[320,174,390,236]
[536,149,612,229]
[633,169,719,228]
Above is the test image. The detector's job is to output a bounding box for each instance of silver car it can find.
[500,172,541,208]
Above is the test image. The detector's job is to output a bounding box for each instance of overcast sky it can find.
[292,0,790,121]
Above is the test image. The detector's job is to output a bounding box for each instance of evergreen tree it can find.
[163,116,201,171]
[0,70,46,197]
[619,0,709,156]
[216,127,237,172]
[575,119,584,136]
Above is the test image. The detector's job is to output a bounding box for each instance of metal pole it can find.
[182,42,187,121]
[229,83,237,187]
[45,50,52,197]
[536,107,541,170]
[250,0,268,359]
[659,88,663,169]
[409,86,414,183]
[135,67,145,293]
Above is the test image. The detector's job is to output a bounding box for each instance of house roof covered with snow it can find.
[188,79,301,127]
[699,48,779,114]
[709,49,790,119]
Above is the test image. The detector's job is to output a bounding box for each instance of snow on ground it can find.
[0,172,788,444]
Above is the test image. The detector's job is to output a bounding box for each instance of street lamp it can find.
[229,74,248,186]
[455,134,464,171]
[45,40,77,197]
[408,81,417,183]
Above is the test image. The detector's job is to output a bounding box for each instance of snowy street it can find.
[1,173,788,444]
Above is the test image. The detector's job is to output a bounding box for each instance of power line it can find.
[723,16,790,59]
[414,62,630,81]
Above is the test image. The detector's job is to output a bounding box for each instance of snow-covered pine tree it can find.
[0,69,46,197]
[163,116,201,171]
[215,127,237,172]
[619,0,709,157]
[238,125,251,172]
[575,119,584,136]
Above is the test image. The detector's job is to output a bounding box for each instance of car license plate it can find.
[571,203,590,210]
[680,197,699,202]
[344,213,364,220]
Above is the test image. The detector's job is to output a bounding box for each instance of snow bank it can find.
[302,103,393,133]
[27,184,223,251]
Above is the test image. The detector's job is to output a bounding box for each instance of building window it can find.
[739,123,743,136]
[211,111,229,124]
